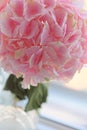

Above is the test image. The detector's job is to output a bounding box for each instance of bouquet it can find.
[0,0,87,111]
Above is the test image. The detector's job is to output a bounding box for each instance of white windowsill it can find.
[39,81,87,130]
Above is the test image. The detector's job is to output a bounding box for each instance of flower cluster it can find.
[0,0,87,88]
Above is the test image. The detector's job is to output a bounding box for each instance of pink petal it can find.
[40,0,55,8]
[0,15,19,36]
[24,0,44,21]
[0,0,9,11]
[29,48,43,67]
[64,30,81,45]
[10,0,24,17]
[19,20,41,38]
[54,7,68,28]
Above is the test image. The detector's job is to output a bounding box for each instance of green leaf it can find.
[4,74,48,112]
[25,83,48,112]
[4,74,27,100]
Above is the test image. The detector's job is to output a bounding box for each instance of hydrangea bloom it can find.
[0,0,87,88]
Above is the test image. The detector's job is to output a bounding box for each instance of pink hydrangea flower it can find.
[0,0,87,88]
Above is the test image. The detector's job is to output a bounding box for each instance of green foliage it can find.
[4,74,26,100]
[25,83,48,111]
[4,74,48,112]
